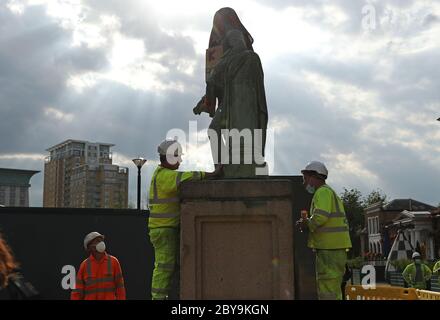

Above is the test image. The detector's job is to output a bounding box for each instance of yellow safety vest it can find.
[148,166,205,229]
[402,262,431,288]
[307,185,352,250]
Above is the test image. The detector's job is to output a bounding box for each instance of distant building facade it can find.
[43,140,128,208]
[0,168,39,207]
[363,199,435,259]
[388,210,435,260]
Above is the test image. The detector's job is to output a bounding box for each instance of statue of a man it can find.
[194,7,268,178]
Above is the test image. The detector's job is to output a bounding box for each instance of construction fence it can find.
[346,285,440,300]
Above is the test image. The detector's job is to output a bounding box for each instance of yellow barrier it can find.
[416,289,440,300]
[345,285,418,300]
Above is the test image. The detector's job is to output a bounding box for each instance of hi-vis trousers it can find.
[149,227,179,300]
[315,249,347,300]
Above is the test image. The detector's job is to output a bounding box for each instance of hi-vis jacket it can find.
[71,253,126,300]
[148,166,205,229]
[402,262,432,289]
[307,185,352,250]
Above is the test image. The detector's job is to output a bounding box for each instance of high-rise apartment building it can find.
[0,168,39,207]
[43,139,128,208]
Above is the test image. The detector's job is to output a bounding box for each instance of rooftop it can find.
[46,139,115,152]
[383,199,435,211]
[0,168,40,186]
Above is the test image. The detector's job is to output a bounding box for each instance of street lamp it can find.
[132,157,147,210]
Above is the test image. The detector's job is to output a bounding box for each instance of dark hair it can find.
[0,234,19,288]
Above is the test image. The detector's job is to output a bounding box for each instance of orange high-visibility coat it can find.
[71,253,126,300]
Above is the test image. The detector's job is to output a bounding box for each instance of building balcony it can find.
[119,167,128,174]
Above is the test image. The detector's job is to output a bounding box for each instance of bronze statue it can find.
[194,7,268,178]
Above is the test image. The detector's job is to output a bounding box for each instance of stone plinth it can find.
[180,179,294,300]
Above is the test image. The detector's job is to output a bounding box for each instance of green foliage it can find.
[341,188,364,232]
[364,189,387,207]
[390,259,412,272]
[346,256,364,269]
[340,188,388,257]
[340,188,365,257]
[424,260,436,271]
[390,259,435,272]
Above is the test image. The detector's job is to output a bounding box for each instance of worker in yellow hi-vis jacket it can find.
[402,252,432,289]
[148,139,222,300]
[296,161,352,300]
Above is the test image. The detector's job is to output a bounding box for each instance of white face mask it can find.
[306,184,316,194]
[95,241,106,253]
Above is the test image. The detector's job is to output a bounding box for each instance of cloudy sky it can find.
[0,0,439,208]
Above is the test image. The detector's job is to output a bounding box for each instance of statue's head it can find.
[209,7,253,51]
[212,7,240,38]
[224,29,247,52]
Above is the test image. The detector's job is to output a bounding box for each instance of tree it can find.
[340,188,364,257]
[363,189,387,207]
[340,188,388,258]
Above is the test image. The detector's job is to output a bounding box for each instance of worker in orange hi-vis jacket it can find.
[71,232,126,300]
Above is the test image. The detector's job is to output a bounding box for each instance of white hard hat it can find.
[412,252,421,259]
[84,231,105,250]
[157,139,183,156]
[301,161,328,178]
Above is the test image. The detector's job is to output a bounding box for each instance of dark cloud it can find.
[0,1,439,208]
[423,13,439,27]
[85,0,197,60]
[0,5,109,154]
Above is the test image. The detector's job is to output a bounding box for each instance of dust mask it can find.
[96,241,106,253]
[306,184,316,194]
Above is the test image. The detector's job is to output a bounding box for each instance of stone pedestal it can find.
[180,179,294,300]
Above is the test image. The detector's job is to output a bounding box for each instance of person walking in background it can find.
[71,231,126,300]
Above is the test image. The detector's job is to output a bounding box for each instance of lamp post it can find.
[132,157,147,210]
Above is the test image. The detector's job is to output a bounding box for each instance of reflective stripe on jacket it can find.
[148,166,205,229]
[307,185,352,250]
[71,253,126,300]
